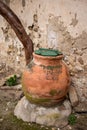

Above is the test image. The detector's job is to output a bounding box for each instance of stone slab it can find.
[14,96,72,127]
[69,86,79,107]
[74,101,87,113]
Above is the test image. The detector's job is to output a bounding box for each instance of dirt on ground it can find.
[0,68,87,130]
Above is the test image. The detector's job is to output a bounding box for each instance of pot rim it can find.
[33,52,64,60]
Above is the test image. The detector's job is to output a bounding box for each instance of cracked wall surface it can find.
[0,0,87,102]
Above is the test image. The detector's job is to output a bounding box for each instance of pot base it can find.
[24,90,66,107]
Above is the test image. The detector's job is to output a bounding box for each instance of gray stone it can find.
[78,57,84,65]
[74,102,87,112]
[0,79,5,86]
[14,96,72,127]
[69,86,79,107]
[75,65,84,72]
[13,84,22,90]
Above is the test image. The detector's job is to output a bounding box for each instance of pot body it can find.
[22,53,70,106]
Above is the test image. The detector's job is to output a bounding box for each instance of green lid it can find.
[35,48,62,57]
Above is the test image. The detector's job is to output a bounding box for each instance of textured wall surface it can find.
[0,0,87,102]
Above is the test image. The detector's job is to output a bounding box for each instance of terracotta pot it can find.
[22,53,70,106]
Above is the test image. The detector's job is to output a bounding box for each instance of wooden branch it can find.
[0,0,33,65]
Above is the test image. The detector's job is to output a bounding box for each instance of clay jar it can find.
[22,51,70,106]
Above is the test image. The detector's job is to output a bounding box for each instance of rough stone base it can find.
[14,96,72,127]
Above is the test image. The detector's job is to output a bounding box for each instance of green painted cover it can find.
[35,48,62,57]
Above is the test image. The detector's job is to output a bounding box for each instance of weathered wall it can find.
[0,0,87,102]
